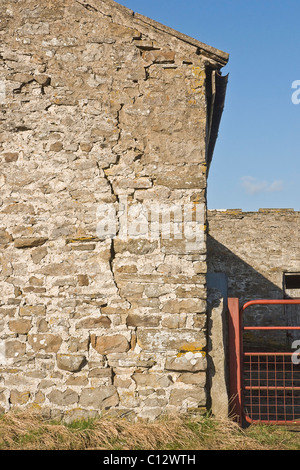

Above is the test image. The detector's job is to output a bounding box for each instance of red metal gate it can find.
[228,298,300,425]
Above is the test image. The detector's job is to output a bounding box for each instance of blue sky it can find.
[118,0,300,211]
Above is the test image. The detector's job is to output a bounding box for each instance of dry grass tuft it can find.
[0,410,299,450]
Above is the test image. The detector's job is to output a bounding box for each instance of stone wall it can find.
[0,0,228,420]
[207,209,300,350]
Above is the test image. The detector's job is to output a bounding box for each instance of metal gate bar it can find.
[228,298,300,426]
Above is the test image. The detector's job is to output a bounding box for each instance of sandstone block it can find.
[126,314,160,327]
[31,247,48,264]
[132,372,172,388]
[161,315,186,329]
[75,316,111,329]
[14,238,48,249]
[28,334,62,353]
[34,391,45,404]
[50,141,63,152]
[143,50,175,64]
[177,372,206,386]
[88,367,112,379]
[91,334,130,355]
[34,74,50,86]
[162,299,206,314]
[137,329,206,352]
[0,229,12,245]
[114,238,158,255]
[79,386,119,408]
[169,387,206,407]
[165,353,206,372]
[77,274,89,286]
[9,319,32,334]
[3,152,18,162]
[47,389,79,406]
[20,305,46,317]
[68,337,90,353]
[5,341,26,359]
[56,354,86,372]
[10,390,30,405]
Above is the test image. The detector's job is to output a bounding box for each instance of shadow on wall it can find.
[206,235,297,351]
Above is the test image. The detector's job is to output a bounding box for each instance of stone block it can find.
[10,390,31,405]
[5,341,26,359]
[20,305,46,317]
[47,389,79,406]
[56,354,86,372]
[137,329,206,352]
[126,313,160,327]
[169,387,206,407]
[132,372,172,388]
[91,334,130,355]
[0,229,12,245]
[9,319,32,334]
[165,353,206,372]
[79,386,119,408]
[75,316,111,329]
[161,299,206,314]
[28,334,62,353]
[14,238,48,249]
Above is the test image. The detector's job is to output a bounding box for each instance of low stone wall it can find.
[207,209,300,349]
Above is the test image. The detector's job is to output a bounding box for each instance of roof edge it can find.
[80,0,229,67]
[133,11,229,67]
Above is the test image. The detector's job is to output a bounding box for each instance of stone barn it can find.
[0,0,229,421]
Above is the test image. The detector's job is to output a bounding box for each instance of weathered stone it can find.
[88,367,112,379]
[20,305,46,317]
[169,387,206,407]
[47,389,78,406]
[143,50,175,63]
[161,315,186,329]
[56,354,86,372]
[34,74,50,86]
[114,238,158,255]
[77,274,89,286]
[14,238,48,249]
[75,316,111,329]
[34,391,45,404]
[10,390,30,405]
[3,152,19,163]
[0,230,12,245]
[165,353,206,372]
[126,314,160,327]
[137,329,206,351]
[68,337,90,353]
[36,318,49,333]
[8,319,32,334]
[28,334,62,353]
[113,376,132,388]
[66,376,88,386]
[31,247,48,264]
[177,372,206,385]
[91,334,130,355]
[5,341,26,359]
[79,386,119,408]
[50,142,63,152]
[162,299,206,314]
[132,372,172,388]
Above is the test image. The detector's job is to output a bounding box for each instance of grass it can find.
[0,410,300,450]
